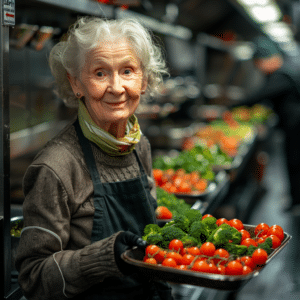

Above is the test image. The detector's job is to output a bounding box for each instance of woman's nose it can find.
[108,73,125,94]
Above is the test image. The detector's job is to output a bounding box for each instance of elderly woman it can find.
[15,17,172,300]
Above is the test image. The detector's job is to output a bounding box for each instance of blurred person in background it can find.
[230,36,300,215]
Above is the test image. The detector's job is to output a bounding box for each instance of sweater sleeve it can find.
[16,164,123,300]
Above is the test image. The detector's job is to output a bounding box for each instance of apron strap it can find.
[74,119,105,195]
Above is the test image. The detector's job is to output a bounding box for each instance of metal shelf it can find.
[23,0,115,18]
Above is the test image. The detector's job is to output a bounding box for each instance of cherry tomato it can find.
[216,218,230,226]
[162,257,177,268]
[267,225,284,242]
[213,248,230,265]
[240,256,256,269]
[182,253,195,266]
[268,235,281,248]
[225,260,243,275]
[153,169,163,185]
[145,245,160,257]
[166,251,183,265]
[242,265,253,275]
[228,219,244,230]
[202,214,213,220]
[200,242,216,256]
[144,257,157,264]
[255,223,270,237]
[186,246,201,256]
[256,237,266,244]
[154,250,167,264]
[241,238,257,247]
[176,264,188,271]
[217,264,226,275]
[252,249,268,266]
[169,239,184,252]
[192,259,217,273]
[239,229,251,241]
[156,206,172,219]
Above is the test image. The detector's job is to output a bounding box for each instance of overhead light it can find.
[237,0,270,6]
[247,5,281,23]
[263,22,293,43]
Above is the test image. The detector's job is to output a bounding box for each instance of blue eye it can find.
[124,69,132,75]
[97,71,104,77]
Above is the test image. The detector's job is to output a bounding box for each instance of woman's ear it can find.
[141,77,148,95]
[67,73,83,96]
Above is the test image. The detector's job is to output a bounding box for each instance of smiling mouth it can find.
[105,101,126,106]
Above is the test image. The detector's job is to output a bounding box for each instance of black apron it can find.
[73,120,173,300]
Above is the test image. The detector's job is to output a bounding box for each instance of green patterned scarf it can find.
[78,100,141,156]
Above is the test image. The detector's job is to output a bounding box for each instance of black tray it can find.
[122,225,291,291]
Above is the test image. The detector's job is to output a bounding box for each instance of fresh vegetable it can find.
[156,206,172,220]
[142,213,286,276]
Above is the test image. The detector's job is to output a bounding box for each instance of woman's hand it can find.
[114,231,147,275]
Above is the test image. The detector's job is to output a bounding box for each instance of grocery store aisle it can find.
[171,129,300,300]
[231,129,300,300]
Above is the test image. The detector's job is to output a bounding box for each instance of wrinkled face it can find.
[69,38,147,134]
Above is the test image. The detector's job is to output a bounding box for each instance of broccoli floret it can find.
[189,221,209,243]
[224,243,248,256]
[143,224,161,237]
[184,209,202,225]
[228,226,242,244]
[246,244,257,256]
[202,216,218,235]
[146,233,164,245]
[258,237,272,255]
[207,225,233,247]
[142,224,161,242]
[160,225,186,248]
[181,235,200,247]
[245,237,273,256]
[173,214,190,233]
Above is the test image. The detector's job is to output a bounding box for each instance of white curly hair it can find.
[49,16,169,108]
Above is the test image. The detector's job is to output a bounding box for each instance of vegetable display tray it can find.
[121,225,291,291]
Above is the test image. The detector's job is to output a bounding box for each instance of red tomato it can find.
[153,169,163,185]
[162,257,177,268]
[239,229,251,241]
[186,246,201,256]
[241,238,257,247]
[166,251,183,265]
[145,245,160,257]
[240,256,256,269]
[182,253,195,266]
[256,237,266,245]
[225,260,243,275]
[154,250,167,264]
[202,214,213,220]
[156,206,172,219]
[144,257,157,264]
[213,248,230,265]
[216,218,230,226]
[267,225,284,242]
[176,264,188,271]
[242,265,253,275]
[255,223,270,237]
[268,235,281,248]
[200,242,216,256]
[217,264,226,275]
[252,249,268,266]
[192,259,217,273]
[228,219,244,230]
[169,239,184,252]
